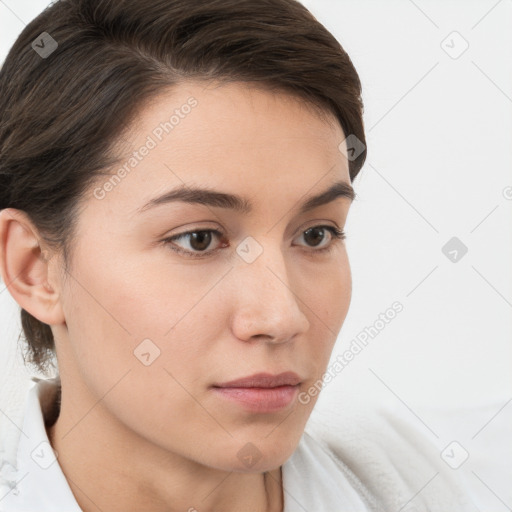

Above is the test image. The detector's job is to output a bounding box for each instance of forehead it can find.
[89,80,350,218]
[127,80,342,145]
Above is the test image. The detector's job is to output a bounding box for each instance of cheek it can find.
[299,250,351,374]
[60,263,220,443]
[61,241,225,385]
[302,248,351,334]
[68,234,217,337]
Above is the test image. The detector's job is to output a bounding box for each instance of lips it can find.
[210,372,302,413]
[212,371,302,389]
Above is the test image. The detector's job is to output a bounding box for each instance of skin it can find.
[0,80,354,512]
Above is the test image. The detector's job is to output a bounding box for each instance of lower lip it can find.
[211,385,299,413]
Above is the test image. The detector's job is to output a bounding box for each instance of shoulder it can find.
[283,430,382,511]
[0,376,34,499]
[306,403,479,512]
[0,376,70,512]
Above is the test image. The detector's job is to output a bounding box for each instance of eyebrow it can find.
[137,180,356,215]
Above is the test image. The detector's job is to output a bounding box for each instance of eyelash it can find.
[161,225,346,259]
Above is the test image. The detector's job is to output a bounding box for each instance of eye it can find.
[294,225,346,253]
[162,229,227,258]
[161,225,346,259]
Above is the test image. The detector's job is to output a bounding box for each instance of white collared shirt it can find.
[0,378,377,512]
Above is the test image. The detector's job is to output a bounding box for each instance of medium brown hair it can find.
[0,0,366,376]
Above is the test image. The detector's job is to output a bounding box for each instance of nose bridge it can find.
[230,236,309,342]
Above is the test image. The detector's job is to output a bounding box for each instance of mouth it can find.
[210,372,302,413]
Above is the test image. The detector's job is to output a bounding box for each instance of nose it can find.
[229,241,310,344]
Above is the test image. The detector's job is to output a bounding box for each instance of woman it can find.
[0,1,476,511]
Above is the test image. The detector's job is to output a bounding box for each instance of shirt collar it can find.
[1,378,82,512]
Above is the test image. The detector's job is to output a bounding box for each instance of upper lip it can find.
[213,372,302,388]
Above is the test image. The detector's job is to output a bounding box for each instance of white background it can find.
[1,0,511,509]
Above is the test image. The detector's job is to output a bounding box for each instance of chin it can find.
[208,428,304,473]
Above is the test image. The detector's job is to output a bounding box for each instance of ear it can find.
[0,208,65,326]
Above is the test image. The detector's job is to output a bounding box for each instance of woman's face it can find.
[51,80,354,472]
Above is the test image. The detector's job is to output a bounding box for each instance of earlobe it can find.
[0,208,65,326]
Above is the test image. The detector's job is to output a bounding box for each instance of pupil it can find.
[305,227,324,247]
[190,231,212,251]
